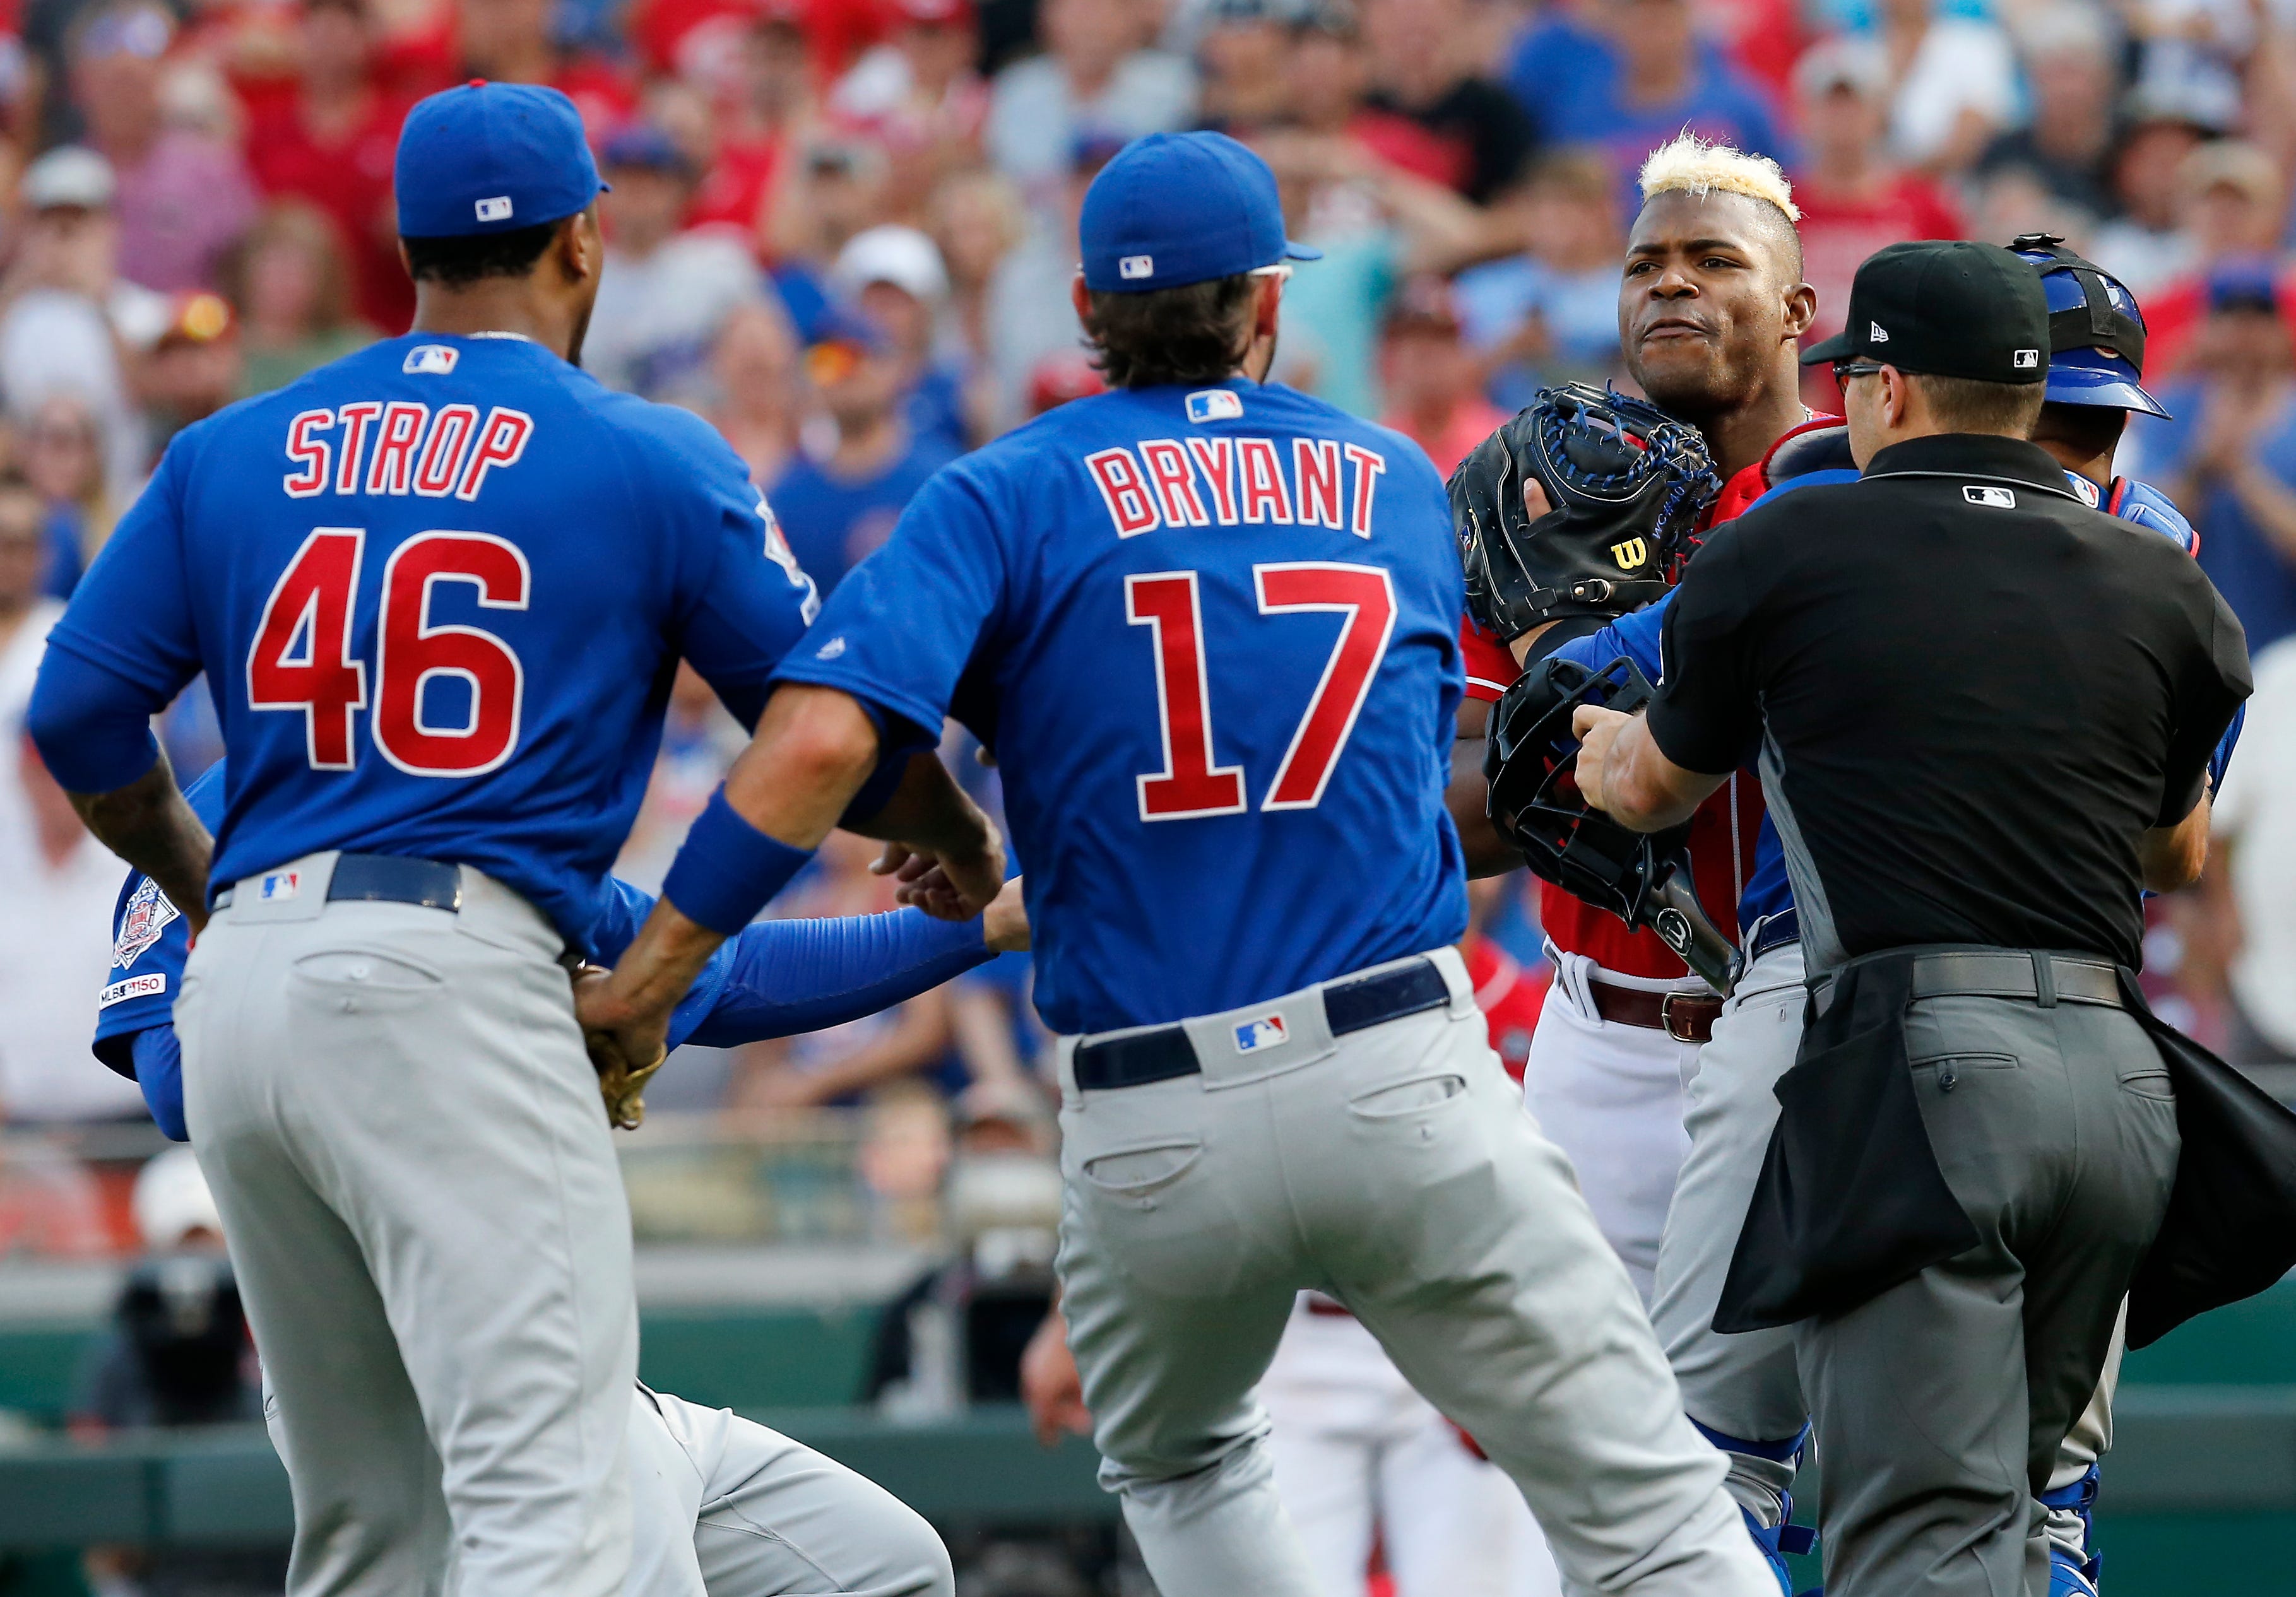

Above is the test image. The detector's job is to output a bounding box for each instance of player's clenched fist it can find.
[1570,704,1633,814]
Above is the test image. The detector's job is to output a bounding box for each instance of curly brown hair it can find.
[1080,273,1261,389]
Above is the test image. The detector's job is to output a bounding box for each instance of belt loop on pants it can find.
[1069,956,1454,1092]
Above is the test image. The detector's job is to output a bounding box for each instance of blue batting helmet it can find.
[2009,232,2170,419]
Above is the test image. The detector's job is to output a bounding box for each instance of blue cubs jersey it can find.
[1556,468,2240,937]
[44,333,819,953]
[775,377,1468,1035]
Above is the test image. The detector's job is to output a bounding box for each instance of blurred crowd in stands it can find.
[0,0,2290,1269]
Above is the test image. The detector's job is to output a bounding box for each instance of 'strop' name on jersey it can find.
[281,404,534,502]
[1086,439,1387,539]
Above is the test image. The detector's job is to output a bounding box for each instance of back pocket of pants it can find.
[290,949,443,1016]
[1346,1075,1469,1120]
[1080,1141,1204,1197]
[1909,1052,2016,1094]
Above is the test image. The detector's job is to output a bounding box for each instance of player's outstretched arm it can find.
[581,685,1004,1068]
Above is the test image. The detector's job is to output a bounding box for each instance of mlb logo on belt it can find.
[1963,485,2016,508]
[260,871,302,901]
[403,345,459,375]
[1186,390,1244,424]
[1234,1013,1289,1053]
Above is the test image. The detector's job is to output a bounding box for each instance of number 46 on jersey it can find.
[247,527,528,779]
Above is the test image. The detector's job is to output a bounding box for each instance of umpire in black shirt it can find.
[1573,240,2252,1597]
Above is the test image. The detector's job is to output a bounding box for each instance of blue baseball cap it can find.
[394,81,607,240]
[1079,132,1320,294]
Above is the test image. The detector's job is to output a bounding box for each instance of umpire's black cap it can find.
[1802,240,2050,384]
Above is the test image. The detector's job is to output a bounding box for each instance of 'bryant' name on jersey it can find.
[1085,435,1388,539]
[280,401,535,503]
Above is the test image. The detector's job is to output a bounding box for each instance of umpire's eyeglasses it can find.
[1831,358,1887,384]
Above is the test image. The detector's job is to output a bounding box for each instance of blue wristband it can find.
[660,789,815,935]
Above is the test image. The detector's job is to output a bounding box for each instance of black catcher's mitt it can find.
[1450,384,1722,642]
[1485,654,1744,995]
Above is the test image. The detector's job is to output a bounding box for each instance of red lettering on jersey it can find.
[1238,439,1293,524]
[333,402,383,495]
[365,402,429,496]
[1343,444,1385,538]
[1139,440,1209,527]
[1127,570,1245,818]
[1293,439,1344,530]
[1086,447,1161,538]
[246,527,368,769]
[1186,437,1239,523]
[455,408,534,501]
[414,404,479,497]
[283,409,333,498]
[374,532,530,776]
[1255,562,1396,809]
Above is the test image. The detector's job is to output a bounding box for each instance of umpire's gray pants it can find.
[1650,946,2143,1579]
[1797,982,2177,1597]
[180,851,636,1597]
[1054,948,1773,1597]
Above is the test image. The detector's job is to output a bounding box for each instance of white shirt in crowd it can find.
[985,50,1195,209]
[0,281,168,505]
[1887,17,2019,168]
[584,232,767,401]
[2214,635,2296,1054]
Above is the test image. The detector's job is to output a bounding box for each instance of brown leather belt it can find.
[1589,979,1722,1043]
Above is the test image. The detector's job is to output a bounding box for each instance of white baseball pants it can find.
[1518,953,1700,1305]
[181,852,636,1597]
[1053,948,1773,1597]
[1261,1297,1561,1597]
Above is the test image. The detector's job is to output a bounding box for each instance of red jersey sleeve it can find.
[1461,616,1520,703]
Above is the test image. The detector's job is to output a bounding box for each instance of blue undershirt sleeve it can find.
[680,907,994,1049]
[131,1026,188,1142]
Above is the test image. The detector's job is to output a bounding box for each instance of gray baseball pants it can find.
[1053,947,1774,1597]
[1653,940,2167,1588]
[180,851,636,1597]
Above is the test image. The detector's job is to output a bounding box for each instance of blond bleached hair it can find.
[1637,132,1802,224]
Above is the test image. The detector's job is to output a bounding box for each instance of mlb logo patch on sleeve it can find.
[1234,1013,1289,1053]
[403,345,460,375]
[112,877,180,969]
[1186,391,1244,424]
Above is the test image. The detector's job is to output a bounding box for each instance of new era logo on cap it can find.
[1119,254,1154,280]
[475,196,514,222]
[1869,322,1889,343]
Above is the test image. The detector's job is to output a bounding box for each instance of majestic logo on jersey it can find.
[259,871,302,901]
[403,345,459,375]
[1610,536,1648,571]
[1186,391,1244,424]
[112,877,180,969]
[1119,254,1154,280]
[1234,1013,1289,1052]
[475,196,514,222]
[98,973,167,1008]
[1086,439,1387,539]
[283,404,534,502]
[1963,485,2016,508]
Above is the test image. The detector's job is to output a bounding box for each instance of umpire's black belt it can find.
[216,854,463,912]
[1072,958,1453,1092]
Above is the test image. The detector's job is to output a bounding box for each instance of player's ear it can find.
[557,204,602,285]
[1782,279,1818,341]
[1069,273,1091,324]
